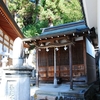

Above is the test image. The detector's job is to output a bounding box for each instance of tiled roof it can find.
[40,20,89,37]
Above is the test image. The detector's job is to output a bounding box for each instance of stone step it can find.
[31,94,78,100]
[33,90,57,100]
[32,91,79,100]
[36,94,56,100]
[30,94,56,100]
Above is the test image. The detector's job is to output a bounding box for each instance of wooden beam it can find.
[38,42,74,49]
[38,36,70,43]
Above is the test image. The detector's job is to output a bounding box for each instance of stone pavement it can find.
[30,83,90,100]
[0,82,96,100]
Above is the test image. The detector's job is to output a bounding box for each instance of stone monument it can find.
[1,37,33,100]
[13,37,24,67]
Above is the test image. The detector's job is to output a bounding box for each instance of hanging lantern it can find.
[46,48,49,52]
[38,49,41,51]
[64,46,68,50]
[55,47,59,51]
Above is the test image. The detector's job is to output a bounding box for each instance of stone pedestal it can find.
[54,78,57,88]
[1,66,33,100]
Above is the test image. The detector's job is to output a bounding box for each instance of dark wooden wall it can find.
[86,53,96,84]
[38,40,86,82]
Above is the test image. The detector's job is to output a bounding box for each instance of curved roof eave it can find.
[23,20,89,42]
[0,0,24,40]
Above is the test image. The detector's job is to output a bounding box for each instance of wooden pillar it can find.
[54,48,56,78]
[54,48,57,87]
[83,37,87,75]
[69,45,73,89]
[36,47,39,87]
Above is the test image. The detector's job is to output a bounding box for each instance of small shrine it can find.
[23,20,97,89]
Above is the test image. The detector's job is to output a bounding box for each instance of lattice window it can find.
[0,43,2,53]
[4,40,9,46]
[4,45,8,52]
[0,36,3,42]
[4,34,9,41]
[10,40,13,45]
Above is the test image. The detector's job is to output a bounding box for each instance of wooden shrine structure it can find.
[23,20,97,89]
[0,0,24,66]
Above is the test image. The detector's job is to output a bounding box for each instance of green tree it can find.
[8,0,83,38]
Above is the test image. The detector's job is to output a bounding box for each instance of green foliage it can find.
[8,0,83,38]
[22,19,48,37]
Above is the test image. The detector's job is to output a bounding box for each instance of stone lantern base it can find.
[1,66,33,100]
